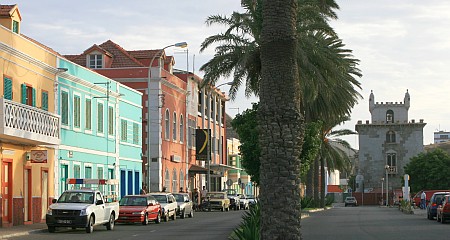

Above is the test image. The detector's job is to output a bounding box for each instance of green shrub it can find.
[229,203,260,240]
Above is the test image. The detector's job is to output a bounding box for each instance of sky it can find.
[4,0,450,149]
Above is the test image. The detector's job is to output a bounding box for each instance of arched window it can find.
[164,168,170,191]
[165,109,170,140]
[179,170,184,192]
[386,110,394,123]
[173,112,177,141]
[172,168,178,193]
[179,115,184,143]
[386,131,396,143]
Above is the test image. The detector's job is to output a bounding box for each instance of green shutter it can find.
[32,88,36,107]
[21,84,26,104]
[42,91,48,111]
[61,91,68,125]
[3,77,12,100]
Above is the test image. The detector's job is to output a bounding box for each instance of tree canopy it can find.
[404,148,450,193]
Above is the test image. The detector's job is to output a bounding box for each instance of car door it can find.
[147,196,158,219]
[94,192,107,224]
[184,195,192,213]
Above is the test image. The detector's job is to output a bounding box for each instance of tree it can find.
[258,0,302,238]
[405,148,450,193]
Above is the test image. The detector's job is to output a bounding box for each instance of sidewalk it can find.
[0,222,47,239]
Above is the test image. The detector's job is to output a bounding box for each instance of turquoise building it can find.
[55,58,143,198]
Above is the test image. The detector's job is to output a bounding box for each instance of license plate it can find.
[57,219,72,224]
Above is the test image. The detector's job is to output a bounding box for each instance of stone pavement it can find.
[0,222,47,239]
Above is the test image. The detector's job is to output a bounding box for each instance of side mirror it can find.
[52,199,57,204]
[185,199,190,203]
[96,199,103,205]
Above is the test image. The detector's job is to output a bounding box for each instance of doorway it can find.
[41,170,48,220]
[2,160,12,225]
[24,168,32,222]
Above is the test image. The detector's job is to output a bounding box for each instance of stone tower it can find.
[355,90,425,191]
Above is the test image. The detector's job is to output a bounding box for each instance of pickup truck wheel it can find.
[106,213,115,230]
[172,211,176,220]
[142,213,149,225]
[164,212,169,222]
[48,226,56,233]
[86,215,94,233]
[155,212,161,224]
[181,210,185,219]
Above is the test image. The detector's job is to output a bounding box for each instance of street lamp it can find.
[385,165,389,207]
[381,177,384,206]
[147,42,187,192]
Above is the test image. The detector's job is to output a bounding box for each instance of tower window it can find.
[386,110,394,123]
[386,131,396,143]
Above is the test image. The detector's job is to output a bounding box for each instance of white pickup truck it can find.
[46,180,119,233]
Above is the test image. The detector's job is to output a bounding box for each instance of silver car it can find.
[173,193,194,219]
[344,196,358,207]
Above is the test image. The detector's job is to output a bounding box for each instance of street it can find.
[302,205,450,240]
[9,210,244,240]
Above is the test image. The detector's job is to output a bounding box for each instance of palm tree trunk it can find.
[259,0,302,239]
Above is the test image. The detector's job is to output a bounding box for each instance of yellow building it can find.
[0,4,60,227]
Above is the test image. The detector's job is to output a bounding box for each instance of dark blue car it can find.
[427,192,450,220]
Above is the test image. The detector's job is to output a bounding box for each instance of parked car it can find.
[148,192,177,222]
[173,193,194,219]
[427,192,450,220]
[237,193,250,210]
[437,195,450,223]
[205,192,230,211]
[117,195,161,225]
[247,195,258,207]
[223,189,240,210]
[344,196,358,207]
[412,190,450,208]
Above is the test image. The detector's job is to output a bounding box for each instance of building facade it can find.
[355,90,426,191]
[0,5,60,226]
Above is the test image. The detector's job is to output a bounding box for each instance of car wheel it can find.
[181,210,185,219]
[142,213,149,225]
[48,226,56,233]
[189,209,194,218]
[155,212,161,224]
[86,215,94,233]
[164,212,169,222]
[172,211,176,220]
[106,213,115,230]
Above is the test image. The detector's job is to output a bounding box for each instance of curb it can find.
[1,228,47,239]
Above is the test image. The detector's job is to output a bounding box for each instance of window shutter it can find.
[21,84,27,104]
[32,88,36,107]
[3,77,12,100]
[42,91,48,111]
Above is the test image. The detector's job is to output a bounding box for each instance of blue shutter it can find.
[32,88,36,107]
[3,77,12,100]
[21,84,26,104]
[42,92,48,111]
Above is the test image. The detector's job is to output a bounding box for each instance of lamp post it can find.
[147,42,187,192]
[381,177,384,206]
[385,165,389,207]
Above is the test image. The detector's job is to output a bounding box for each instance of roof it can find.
[327,185,343,193]
[0,4,20,19]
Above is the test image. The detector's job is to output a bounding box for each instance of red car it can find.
[436,195,450,223]
[117,195,162,225]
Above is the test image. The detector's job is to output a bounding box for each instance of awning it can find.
[210,164,242,171]
[189,164,216,175]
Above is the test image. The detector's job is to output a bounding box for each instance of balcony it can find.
[0,98,60,145]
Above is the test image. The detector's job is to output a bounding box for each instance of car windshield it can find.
[173,194,185,202]
[58,192,94,204]
[119,197,147,206]
[207,193,224,199]
[152,195,167,203]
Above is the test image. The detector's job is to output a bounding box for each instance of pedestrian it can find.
[180,187,184,193]
[421,191,426,209]
[201,186,207,201]
[140,184,147,195]
[162,186,167,192]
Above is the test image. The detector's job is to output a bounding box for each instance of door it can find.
[127,170,133,195]
[60,164,68,194]
[120,170,126,198]
[41,170,48,220]
[24,168,32,222]
[2,161,12,224]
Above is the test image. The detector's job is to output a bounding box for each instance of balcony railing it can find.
[0,98,60,145]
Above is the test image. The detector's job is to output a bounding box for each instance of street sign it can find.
[226,179,233,186]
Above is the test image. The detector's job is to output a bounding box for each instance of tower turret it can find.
[404,89,410,110]
[369,90,375,113]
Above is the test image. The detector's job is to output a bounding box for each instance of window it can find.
[179,170,184,192]
[165,109,170,140]
[61,90,69,126]
[3,76,12,100]
[97,102,104,134]
[172,168,177,193]
[97,167,104,192]
[74,164,81,189]
[386,131,396,143]
[198,90,202,113]
[387,153,397,173]
[133,123,139,144]
[21,84,35,106]
[164,169,170,192]
[216,100,220,120]
[41,91,48,111]
[210,98,214,119]
[85,98,92,131]
[89,54,103,69]
[386,110,394,123]
[121,120,127,141]
[85,166,92,188]
[108,106,114,136]
[12,20,19,34]
[188,119,192,148]
[73,95,81,129]
[179,115,184,143]
[173,112,177,141]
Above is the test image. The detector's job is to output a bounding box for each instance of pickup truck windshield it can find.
[58,192,94,203]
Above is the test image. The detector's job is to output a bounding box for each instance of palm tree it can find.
[258,0,302,238]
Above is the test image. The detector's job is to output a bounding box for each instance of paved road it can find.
[302,205,450,240]
[8,210,244,240]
